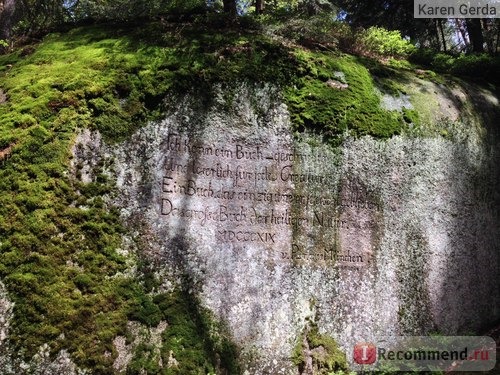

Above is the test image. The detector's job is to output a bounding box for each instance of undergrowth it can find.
[410,49,500,86]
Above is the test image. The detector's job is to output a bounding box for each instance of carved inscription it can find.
[160,132,380,267]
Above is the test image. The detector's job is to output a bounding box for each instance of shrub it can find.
[0,39,9,53]
[274,14,352,50]
[451,53,498,76]
[410,49,500,84]
[430,52,454,71]
[408,48,436,66]
[359,27,416,58]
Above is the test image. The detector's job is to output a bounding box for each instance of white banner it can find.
[414,0,500,18]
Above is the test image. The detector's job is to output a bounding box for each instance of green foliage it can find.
[408,48,436,66]
[386,58,413,70]
[272,14,351,50]
[10,0,68,36]
[9,0,209,39]
[71,0,207,22]
[359,27,416,59]
[410,50,500,84]
[447,53,500,81]
[292,322,349,374]
[429,53,455,71]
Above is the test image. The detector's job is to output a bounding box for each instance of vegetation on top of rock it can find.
[1,18,422,144]
[284,51,407,140]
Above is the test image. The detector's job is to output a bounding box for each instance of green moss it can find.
[291,334,305,366]
[0,90,233,372]
[292,322,348,374]
[283,52,404,142]
[402,108,419,125]
[1,22,404,146]
[125,290,240,374]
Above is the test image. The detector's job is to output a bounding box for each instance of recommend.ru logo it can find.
[352,336,496,372]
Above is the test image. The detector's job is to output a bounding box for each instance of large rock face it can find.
[73,84,499,373]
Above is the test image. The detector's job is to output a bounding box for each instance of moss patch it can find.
[1,22,406,148]
[283,51,406,143]
[0,23,298,144]
[292,322,348,374]
[126,290,240,374]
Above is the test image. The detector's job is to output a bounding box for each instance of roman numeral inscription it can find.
[160,132,380,267]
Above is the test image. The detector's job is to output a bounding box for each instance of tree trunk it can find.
[223,0,237,16]
[306,0,319,16]
[466,18,485,53]
[481,19,495,54]
[0,0,16,40]
[437,19,447,52]
[255,0,264,15]
[495,26,499,55]
[455,18,469,51]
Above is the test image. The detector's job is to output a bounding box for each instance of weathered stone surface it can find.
[0,281,13,367]
[0,89,7,105]
[113,321,167,373]
[73,84,499,373]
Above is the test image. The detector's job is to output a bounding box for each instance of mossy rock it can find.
[283,52,405,141]
[292,322,349,374]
